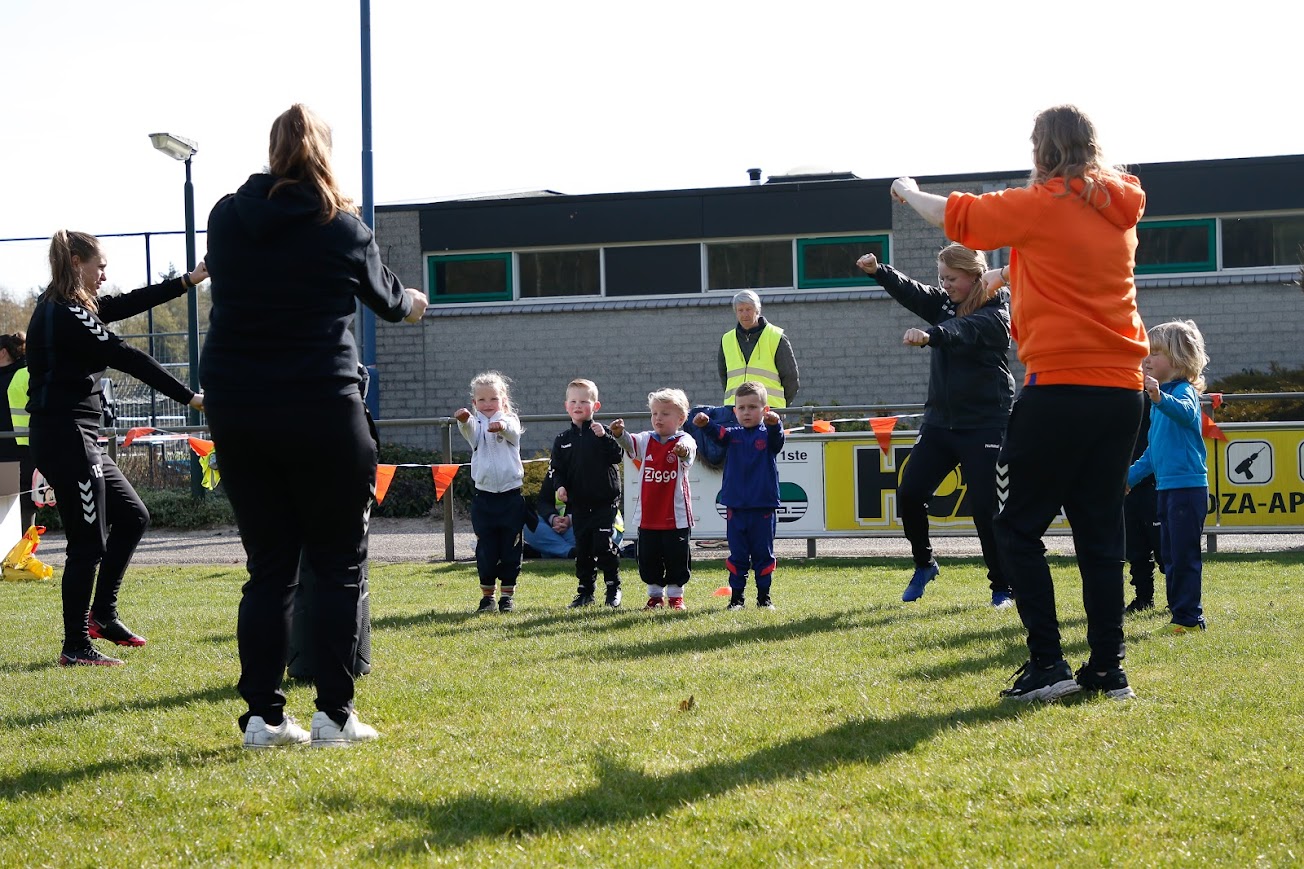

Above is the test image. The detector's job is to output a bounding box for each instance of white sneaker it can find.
[242,715,310,749]
[311,711,379,748]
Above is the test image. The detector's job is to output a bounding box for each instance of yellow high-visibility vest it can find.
[5,367,29,447]
[722,324,786,408]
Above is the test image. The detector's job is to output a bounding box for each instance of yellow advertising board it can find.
[1207,422,1304,527]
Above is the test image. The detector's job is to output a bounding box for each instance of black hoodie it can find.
[200,173,412,406]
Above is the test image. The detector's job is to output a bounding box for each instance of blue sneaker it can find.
[991,590,1015,609]
[902,562,939,602]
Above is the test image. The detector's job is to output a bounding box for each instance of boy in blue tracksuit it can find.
[693,380,785,609]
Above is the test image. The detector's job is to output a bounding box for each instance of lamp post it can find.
[149,132,203,498]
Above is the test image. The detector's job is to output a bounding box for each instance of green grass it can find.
[2,555,1302,866]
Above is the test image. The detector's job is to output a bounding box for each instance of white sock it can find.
[666,585,684,597]
[647,585,664,597]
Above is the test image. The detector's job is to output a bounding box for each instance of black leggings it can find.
[897,425,1007,591]
[993,385,1143,669]
[30,417,149,649]
[208,395,375,728]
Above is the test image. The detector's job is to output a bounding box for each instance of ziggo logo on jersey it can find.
[643,467,679,483]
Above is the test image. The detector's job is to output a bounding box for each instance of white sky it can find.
[0,0,1297,296]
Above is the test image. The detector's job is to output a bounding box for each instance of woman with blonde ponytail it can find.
[856,243,1015,608]
[26,230,207,667]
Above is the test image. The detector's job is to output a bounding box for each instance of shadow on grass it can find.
[894,614,1090,683]
[362,701,1032,853]
[7,683,239,730]
[0,746,238,801]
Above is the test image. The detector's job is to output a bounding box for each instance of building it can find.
[373,155,1304,452]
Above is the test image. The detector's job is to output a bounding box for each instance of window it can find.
[1136,219,1216,274]
[797,235,888,288]
[519,249,600,298]
[1221,215,1304,269]
[604,244,701,296]
[707,240,793,290]
[428,253,511,303]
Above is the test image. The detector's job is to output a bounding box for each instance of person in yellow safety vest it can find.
[718,290,800,409]
[0,332,35,528]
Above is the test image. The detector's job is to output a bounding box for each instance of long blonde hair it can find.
[470,370,516,417]
[937,243,992,318]
[1029,104,1122,208]
[42,230,102,311]
[268,104,357,224]
[1148,320,1208,392]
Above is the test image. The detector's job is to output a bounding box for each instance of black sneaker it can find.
[999,659,1081,702]
[1124,598,1155,614]
[727,593,745,611]
[757,593,774,609]
[1074,663,1136,700]
[498,596,515,613]
[476,596,496,613]
[568,592,596,608]
[604,585,622,608]
[59,646,124,667]
[88,614,147,647]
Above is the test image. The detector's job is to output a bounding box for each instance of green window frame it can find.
[427,253,513,304]
[1135,219,1216,274]
[796,235,890,288]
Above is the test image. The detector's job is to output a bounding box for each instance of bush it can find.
[1207,363,1304,422]
[34,489,235,532]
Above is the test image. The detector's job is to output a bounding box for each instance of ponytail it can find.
[43,230,102,311]
[0,331,26,365]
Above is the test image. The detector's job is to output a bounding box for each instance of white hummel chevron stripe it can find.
[995,462,1010,513]
[70,306,110,342]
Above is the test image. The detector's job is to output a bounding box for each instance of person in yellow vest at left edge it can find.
[0,332,35,529]
[718,290,800,410]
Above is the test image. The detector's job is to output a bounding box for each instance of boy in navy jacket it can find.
[693,381,785,609]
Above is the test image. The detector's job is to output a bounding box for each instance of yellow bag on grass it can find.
[3,525,54,582]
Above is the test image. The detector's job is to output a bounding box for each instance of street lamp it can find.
[149,132,203,498]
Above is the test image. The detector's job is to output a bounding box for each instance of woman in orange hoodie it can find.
[892,104,1148,703]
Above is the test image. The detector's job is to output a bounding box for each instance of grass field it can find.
[2,554,1302,867]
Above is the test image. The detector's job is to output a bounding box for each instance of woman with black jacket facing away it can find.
[857,244,1015,607]
[203,104,427,750]
[27,231,206,666]
[0,331,35,529]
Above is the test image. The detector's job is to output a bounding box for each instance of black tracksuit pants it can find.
[993,385,1143,670]
[471,488,525,587]
[570,501,621,594]
[208,395,374,729]
[30,417,150,650]
[1124,479,1163,600]
[897,424,1009,592]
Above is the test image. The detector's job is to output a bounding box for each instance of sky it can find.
[0,0,1297,296]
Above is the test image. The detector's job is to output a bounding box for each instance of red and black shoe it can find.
[59,646,124,667]
[88,615,148,647]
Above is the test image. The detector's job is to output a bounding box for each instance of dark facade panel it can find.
[604,244,701,296]
[702,181,892,237]
[1132,155,1304,217]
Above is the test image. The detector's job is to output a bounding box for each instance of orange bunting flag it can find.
[1201,411,1228,442]
[869,416,898,455]
[811,419,835,433]
[188,437,215,457]
[432,464,459,501]
[374,464,397,505]
[1209,392,1223,410]
[122,427,155,448]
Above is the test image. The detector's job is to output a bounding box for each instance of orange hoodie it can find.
[945,173,1149,389]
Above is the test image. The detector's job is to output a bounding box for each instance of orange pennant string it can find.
[1209,392,1223,410]
[374,464,396,505]
[811,419,835,433]
[122,427,155,448]
[187,437,215,457]
[869,416,898,455]
[432,464,459,501]
[1201,412,1228,442]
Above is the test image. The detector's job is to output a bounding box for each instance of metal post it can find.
[358,0,379,418]
[184,156,203,498]
[442,421,455,562]
[144,232,156,487]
